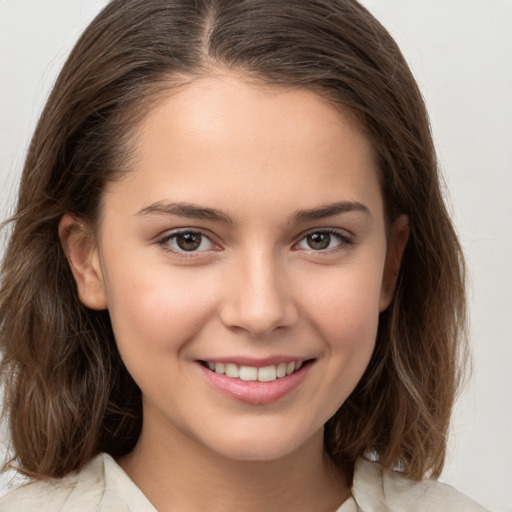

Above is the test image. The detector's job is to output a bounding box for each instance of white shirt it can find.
[0,452,488,511]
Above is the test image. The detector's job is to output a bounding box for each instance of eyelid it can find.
[293,227,355,251]
[156,228,221,257]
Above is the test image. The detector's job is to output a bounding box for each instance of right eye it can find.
[158,230,217,255]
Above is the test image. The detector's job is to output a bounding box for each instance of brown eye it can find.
[176,232,203,251]
[296,230,352,252]
[159,230,216,254]
[306,232,331,250]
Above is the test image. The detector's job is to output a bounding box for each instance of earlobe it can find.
[379,214,409,312]
[58,213,107,310]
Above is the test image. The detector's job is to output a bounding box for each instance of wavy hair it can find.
[0,0,466,481]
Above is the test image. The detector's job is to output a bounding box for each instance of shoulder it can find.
[0,453,155,512]
[0,454,105,511]
[351,457,489,512]
[0,454,107,512]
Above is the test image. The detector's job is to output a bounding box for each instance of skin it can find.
[60,74,408,512]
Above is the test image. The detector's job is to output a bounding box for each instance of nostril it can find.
[218,300,299,337]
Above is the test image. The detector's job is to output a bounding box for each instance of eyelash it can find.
[157,228,219,258]
[156,228,354,258]
[293,228,354,253]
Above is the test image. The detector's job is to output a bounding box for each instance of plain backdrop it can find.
[1,1,511,511]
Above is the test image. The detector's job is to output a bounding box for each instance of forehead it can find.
[133,74,372,164]
[102,74,383,222]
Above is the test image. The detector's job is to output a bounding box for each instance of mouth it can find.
[197,358,315,404]
[199,359,312,382]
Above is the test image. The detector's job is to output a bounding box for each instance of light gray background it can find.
[1,1,511,510]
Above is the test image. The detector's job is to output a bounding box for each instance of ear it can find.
[379,214,409,312]
[59,213,107,310]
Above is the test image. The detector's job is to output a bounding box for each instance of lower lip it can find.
[197,361,312,405]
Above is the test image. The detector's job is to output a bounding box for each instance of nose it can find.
[219,248,298,337]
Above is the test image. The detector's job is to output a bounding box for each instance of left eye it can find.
[296,231,350,251]
[160,231,215,253]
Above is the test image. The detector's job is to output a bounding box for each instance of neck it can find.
[118,414,349,512]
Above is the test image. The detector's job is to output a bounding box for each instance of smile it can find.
[202,361,303,382]
[198,358,314,404]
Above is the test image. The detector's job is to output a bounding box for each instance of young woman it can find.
[0,1,488,510]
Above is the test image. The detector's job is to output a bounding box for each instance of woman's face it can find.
[66,74,407,462]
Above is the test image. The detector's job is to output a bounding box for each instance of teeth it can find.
[206,360,304,382]
[258,365,277,382]
[239,366,258,381]
[225,363,239,378]
[276,363,287,378]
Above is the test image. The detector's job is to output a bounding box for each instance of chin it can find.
[216,445,298,463]
[201,426,320,464]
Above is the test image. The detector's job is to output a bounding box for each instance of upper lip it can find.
[198,356,314,367]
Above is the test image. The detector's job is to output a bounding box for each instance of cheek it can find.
[302,263,383,337]
[103,260,218,358]
[297,262,384,384]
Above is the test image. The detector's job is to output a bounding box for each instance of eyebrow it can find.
[136,201,233,224]
[292,201,371,223]
[136,200,371,225]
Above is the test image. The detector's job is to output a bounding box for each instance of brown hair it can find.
[0,0,466,481]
